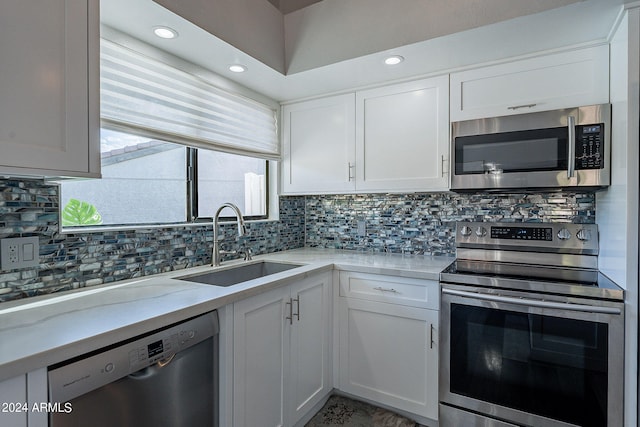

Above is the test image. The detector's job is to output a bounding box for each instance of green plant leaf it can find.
[61,199,103,226]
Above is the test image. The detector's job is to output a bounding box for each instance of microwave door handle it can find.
[442,288,622,315]
[567,115,576,179]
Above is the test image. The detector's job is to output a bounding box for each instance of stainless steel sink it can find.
[177,261,303,287]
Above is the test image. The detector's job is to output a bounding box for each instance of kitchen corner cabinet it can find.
[232,272,332,427]
[280,75,449,195]
[0,0,100,178]
[337,271,439,421]
[281,94,356,194]
[450,44,610,122]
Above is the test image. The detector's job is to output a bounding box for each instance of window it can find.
[60,35,277,229]
[196,150,267,219]
[60,128,269,228]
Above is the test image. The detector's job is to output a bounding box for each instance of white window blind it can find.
[100,39,279,159]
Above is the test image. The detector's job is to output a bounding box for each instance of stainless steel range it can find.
[439,222,624,427]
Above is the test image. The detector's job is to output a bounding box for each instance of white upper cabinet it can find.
[281,94,356,194]
[281,75,450,194]
[0,0,100,178]
[355,76,449,192]
[450,45,610,122]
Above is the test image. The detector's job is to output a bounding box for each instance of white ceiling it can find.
[100,0,625,103]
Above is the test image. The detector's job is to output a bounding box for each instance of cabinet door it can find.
[0,0,99,178]
[450,45,609,121]
[0,374,27,427]
[233,286,290,427]
[289,273,332,424]
[355,76,449,192]
[281,94,356,194]
[338,298,438,420]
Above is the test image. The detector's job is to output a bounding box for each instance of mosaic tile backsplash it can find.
[0,179,304,302]
[304,192,595,255]
[0,178,596,302]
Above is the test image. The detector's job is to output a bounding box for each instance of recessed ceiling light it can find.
[384,55,404,65]
[229,64,247,73]
[153,26,178,39]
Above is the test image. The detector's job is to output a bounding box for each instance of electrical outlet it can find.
[1,237,40,270]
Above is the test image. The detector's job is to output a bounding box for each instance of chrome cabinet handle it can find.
[285,298,293,325]
[442,288,622,315]
[373,286,398,293]
[429,324,435,349]
[293,296,300,321]
[348,162,355,181]
[567,115,576,179]
[507,103,537,110]
[441,155,448,178]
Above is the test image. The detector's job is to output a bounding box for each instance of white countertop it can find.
[0,248,452,381]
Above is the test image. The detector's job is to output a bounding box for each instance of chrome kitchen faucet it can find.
[212,202,250,266]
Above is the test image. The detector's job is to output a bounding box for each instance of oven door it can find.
[440,284,624,427]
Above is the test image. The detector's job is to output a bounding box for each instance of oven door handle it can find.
[442,288,622,315]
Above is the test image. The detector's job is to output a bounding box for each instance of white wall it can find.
[284,0,619,74]
[596,7,640,426]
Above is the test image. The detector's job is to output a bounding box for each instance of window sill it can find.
[59,218,280,235]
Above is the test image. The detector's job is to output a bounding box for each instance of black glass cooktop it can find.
[440,259,624,301]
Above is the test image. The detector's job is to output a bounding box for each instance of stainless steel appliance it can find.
[450,104,611,191]
[49,311,219,427]
[440,222,624,427]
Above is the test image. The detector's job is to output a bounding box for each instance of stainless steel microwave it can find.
[450,104,611,191]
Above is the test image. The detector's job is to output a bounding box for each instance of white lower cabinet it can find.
[0,374,27,427]
[337,272,439,421]
[0,369,47,427]
[232,272,332,427]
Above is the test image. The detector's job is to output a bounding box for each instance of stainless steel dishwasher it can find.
[48,311,219,427]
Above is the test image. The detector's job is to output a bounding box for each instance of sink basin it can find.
[177,261,303,287]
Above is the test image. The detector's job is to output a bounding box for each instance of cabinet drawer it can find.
[339,271,439,310]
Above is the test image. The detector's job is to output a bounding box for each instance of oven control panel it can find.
[456,222,598,254]
[490,226,553,241]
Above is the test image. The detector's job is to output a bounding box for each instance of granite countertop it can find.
[0,248,453,382]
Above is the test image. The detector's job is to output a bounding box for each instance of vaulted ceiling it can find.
[266,0,323,15]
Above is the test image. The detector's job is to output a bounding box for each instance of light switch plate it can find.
[1,236,40,270]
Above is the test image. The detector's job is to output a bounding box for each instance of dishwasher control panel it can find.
[49,311,219,404]
[128,328,199,371]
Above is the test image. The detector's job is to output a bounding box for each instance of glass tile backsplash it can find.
[0,178,595,302]
[304,192,595,255]
[0,179,304,302]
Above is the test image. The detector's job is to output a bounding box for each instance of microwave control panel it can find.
[575,124,604,169]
